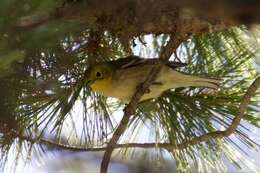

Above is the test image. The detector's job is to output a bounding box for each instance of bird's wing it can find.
[106,56,146,69]
[107,56,187,69]
[165,61,187,69]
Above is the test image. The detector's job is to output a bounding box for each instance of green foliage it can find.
[129,29,260,172]
[0,1,259,173]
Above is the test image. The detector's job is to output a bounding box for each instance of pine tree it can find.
[0,1,259,173]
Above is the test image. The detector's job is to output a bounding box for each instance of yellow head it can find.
[86,64,112,92]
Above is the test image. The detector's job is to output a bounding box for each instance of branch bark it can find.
[17,0,260,30]
[100,68,161,173]
[100,32,185,173]
[16,0,233,37]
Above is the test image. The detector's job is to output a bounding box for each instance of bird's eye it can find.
[96,71,102,78]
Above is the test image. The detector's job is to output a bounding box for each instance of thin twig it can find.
[100,33,184,173]
[16,77,259,153]
[13,76,259,153]
[177,76,260,148]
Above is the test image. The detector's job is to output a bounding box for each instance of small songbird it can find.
[85,56,221,101]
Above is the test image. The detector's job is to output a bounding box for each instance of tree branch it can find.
[16,1,233,36]
[100,33,185,173]
[15,77,259,154]
[176,76,260,148]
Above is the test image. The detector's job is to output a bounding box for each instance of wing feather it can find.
[107,56,187,69]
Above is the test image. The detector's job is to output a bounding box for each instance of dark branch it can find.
[100,33,185,173]
[14,77,259,153]
[17,0,260,30]
[16,1,233,36]
[177,76,260,148]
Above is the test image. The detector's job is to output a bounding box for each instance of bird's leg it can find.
[139,81,162,94]
[136,82,151,94]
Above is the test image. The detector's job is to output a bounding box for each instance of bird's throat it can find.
[90,78,112,96]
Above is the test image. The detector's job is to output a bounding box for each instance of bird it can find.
[85,56,221,102]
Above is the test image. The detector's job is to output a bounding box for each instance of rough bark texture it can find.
[20,0,260,29]
[18,0,240,38]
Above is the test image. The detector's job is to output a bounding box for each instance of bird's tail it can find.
[170,71,221,89]
[188,76,221,89]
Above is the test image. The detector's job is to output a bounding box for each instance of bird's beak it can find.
[86,79,93,86]
[84,69,92,85]
[86,79,96,86]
